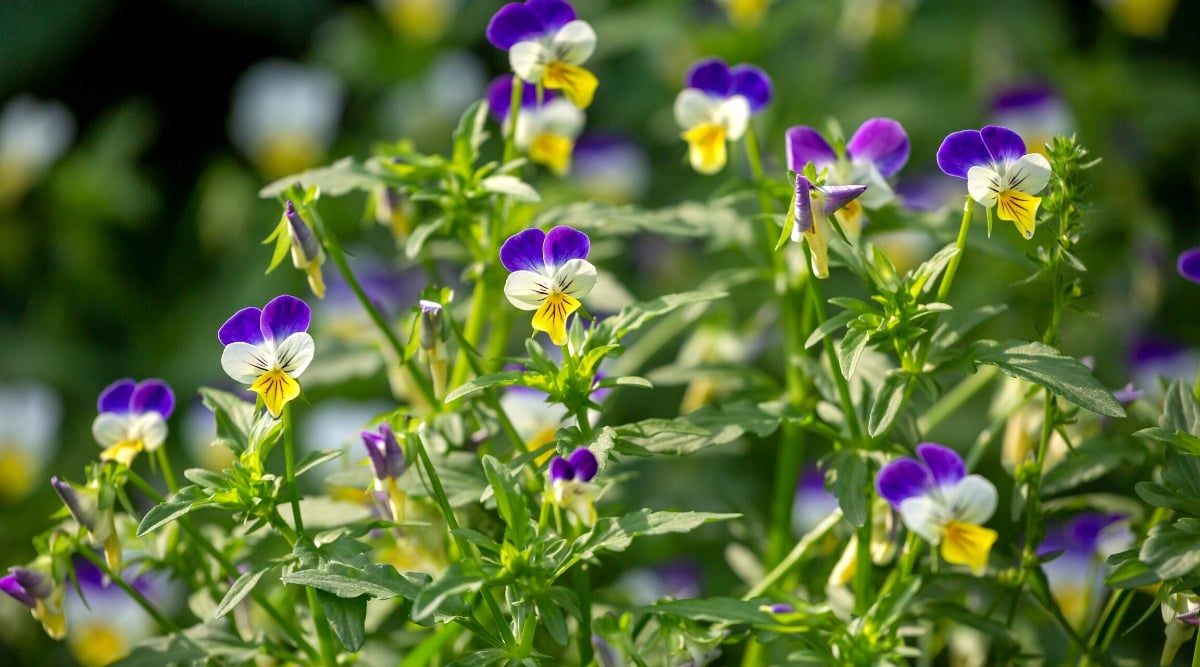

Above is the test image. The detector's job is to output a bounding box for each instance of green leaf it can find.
[929,304,1007,356]
[452,100,490,167]
[613,401,781,456]
[214,565,274,619]
[590,290,725,345]
[536,595,569,645]
[182,468,227,490]
[1163,450,1200,499]
[295,449,344,477]
[645,597,777,625]
[482,455,531,548]
[444,371,525,403]
[594,375,653,390]
[906,242,960,295]
[804,310,855,349]
[1141,519,1200,579]
[112,621,260,667]
[1105,556,1162,589]
[199,387,256,455]
[973,340,1125,418]
[446,648,509,667]
[1041,436,1145,496]
[282,562,426,600]
[837,328,870,381]
[259,157,382,198]
[479,175,540,202]
[867,371,908,437]
[136,486,209,536]
[412,567,485,622]
[317,590,367,652]
[573,510,739,561]
[405,216,448,260]
[827,450,868,527]
[1135,482,1200,516]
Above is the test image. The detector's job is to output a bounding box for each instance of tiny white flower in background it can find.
[0,382,61,503]
[0,96,74,202]
[380,50,486,143]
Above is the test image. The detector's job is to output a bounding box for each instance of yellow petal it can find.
[529,426,559,465]
[543,62,598,109]
[531,291,581,346]
[255,132,324,180]
[996,190,1042,240]
[681,123,727,175]
[250,369,301,418]
[305,262,326,299]
[100,440,144,467]
[71,619,129,667]
[805,227,830,279]
[940,520,998,575]
[34,587,66,640]
[530,133,575,175]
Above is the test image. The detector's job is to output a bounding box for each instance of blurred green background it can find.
[2,0,1198,664]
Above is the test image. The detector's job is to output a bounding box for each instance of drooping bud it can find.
[361,423,406,522]
[51,477,120,570]
[0,564,65,639]
[285,200,326,298]
[419,300,448,399]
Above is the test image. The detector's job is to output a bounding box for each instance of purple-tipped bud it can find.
[592,634,622,667]
[362,423,405,481]
[419,300,444,351]
[765,603,794,614]
[51,476,102,533]
[285,200,322,264]
[550,447,598,483]
[0,567,52,608]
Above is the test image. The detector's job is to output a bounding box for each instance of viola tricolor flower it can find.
[936,125,1051,239]
[0,563,66,639]
[716,0,773,27]
[52,476,122,569]
[0,382,61,503]
[1037,512,1131,628]
[876,443,998,574]
[548,447,600,525]
[219,295,315,418]
[486,0,598,109]
[362,422,407,522]
[1179,248,1200,285]
[989,83,1073,158]
[486,75,584,176]
[0,95,74,205]
[674,57,772,174]
[789,176,868,279]
[501,226,596,346]
[570,133,650,203]
[65,558,166,667]
[91,378,175,467]
[786,118,910,225]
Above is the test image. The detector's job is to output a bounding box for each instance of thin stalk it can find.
[574,565,593,665]
[853,497,873,616]
[804,263,863,445]
[306,586,340,666]
[282,405,304,535]
[448,273,494,399]
[154,446,179,494]
[936,196,974,302]
[77,548,177,633]
[917,365,998,434]
[1192,629,1200,667]
[744,510,843,599]
[503,77,524,164]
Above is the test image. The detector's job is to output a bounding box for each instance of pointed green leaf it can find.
[317,590,367,652]
[973,340,1125,418]
[214,565,274,619]
[868,372,909,437]
[482,455,531,548]
[837,328,870,381]
[480,175,540,202]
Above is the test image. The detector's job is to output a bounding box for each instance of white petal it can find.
[551,258,597,299]
[221,341,273,384]
[943,475,998,525]
[1004,153,1052,195]
[274,332,315,377]
[92,413,132,447]
[551,20,596,65]
[537,98,585,138]
[899,495,945,545]
[966,165,1001,208]
[504,270,552,310]
[673,89,719,130]
[509,40,548,82]
[130,413,168,451]
[719,96,751,141]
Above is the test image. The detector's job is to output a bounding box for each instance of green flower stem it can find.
[448,270,496,401]
[503,77,524,165]
[408,430,517,648]
[282,404,305,536]
[1193,363,1200,402]
[574,564,593,665]
[154,446,179,494]
[853,498,873,616]
[306,586,340,667]
[1020,393,1056,570]
[743,510,843,600]
[399,622,462,667]
[916,365,998,435]
[936,196,975,302]
[444,310,526,453]
[77,547,178,633]
[803,255,864,445]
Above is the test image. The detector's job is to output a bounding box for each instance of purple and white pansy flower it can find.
[674,57,772,175]
[1178,248,1200,285]
[936,125,1051,240]
[786,118,910,216]
[549,447,599,526]
[486,0,598,109]
[789,175,868,280]
[219,295,315,418]
[501,225,596,346]
[876,443,998,575]
[487,75,584,176]
[91,378,175,467]
[1038,512,1131,628]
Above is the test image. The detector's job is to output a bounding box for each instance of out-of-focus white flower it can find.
[0,381,61,503]
[380,50,486,144]
[570,134,650,203]
[64,559,173,667]
[0,96,74,204]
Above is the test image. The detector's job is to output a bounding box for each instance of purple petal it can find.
[543,226,590,269]
[684,58,732,97]
[1179,248,1200,285]
[131,380,175,419]
[218,307,266,346]
[0,572,36,608]
[486,3,546,50]
[980,125,1026,165]
[362,426,405,481]
[1113,382,1143,404]
[793,176,814,233]
[1064,512,1123,550]
[991,82,1057,114]
[527,0,576,31]
[821,184,868,215]
[97,378,136,413]
[846,118,910,178]
[916,442,965,487]
[785,126,836,173]
[549,456,572,482]
[501,228,548,273]
[936,129,991,179]
[260,294,311,343]
[876,458,932,507]
[568,447,598,482]
[729,64,772,114]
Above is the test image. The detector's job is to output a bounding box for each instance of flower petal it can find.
[997,190,1042,239]
[528,0,576,31]
[131,380,174,419]
[222,341,273,385]
[531,291,581,345]
[552,258,596,299]
[847,118,910,178]
[682,122,727,175]
[486,3,546,50]
[218,306,265,346]
[92,413,131,448]
[966,165,1002,208]
[550,20,595,66]
[849,161,895,209]
[543,61,597,109]
[505,270,552,310]
[898,495,944,544]
[684,58,732,97]
[916,443,966,488]
[274,332,315,377]
[785,126,836,173]
[568,447,598,481]
[510,40,549,82]
[793,176,815,236]
[97,378,135,414]
[1004,153,1052,195]
[543,226,590,269]
[806,215,833,279]
[533,98,585,137]
[131,412,168,451]
[550,456,572,482]
[941,521,997,574]
[729,64,772,114]
[944,474,998,525]
[718,96,750,141]
[936,129,990,179]
[250,370,301,418]
[501,228,548,273]
[261,294,311,344]
[673,89,719,130]
[1179,248,1200,285]
[821,184,868,216]
[981,125,1026,165]
[877,457,932,507]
